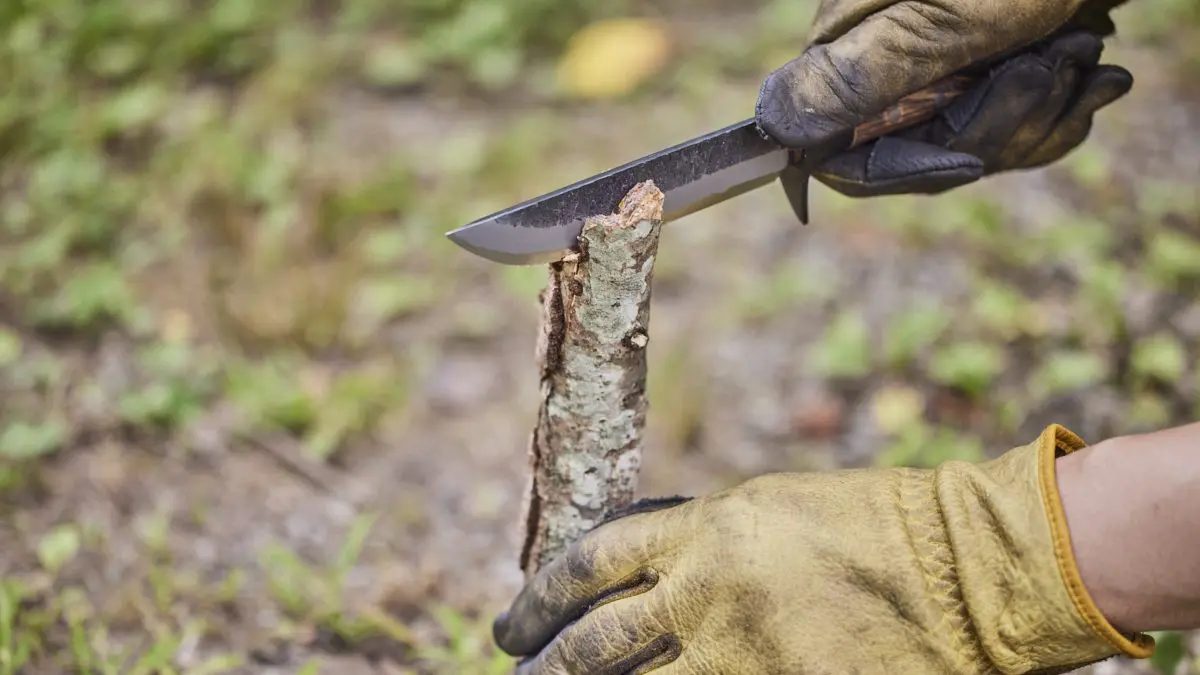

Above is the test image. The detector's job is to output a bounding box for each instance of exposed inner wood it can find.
[519,181,665,575]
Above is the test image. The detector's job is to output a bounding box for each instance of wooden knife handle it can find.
[850,75,977,148]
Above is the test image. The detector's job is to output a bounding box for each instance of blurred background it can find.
[0,0,1197,673]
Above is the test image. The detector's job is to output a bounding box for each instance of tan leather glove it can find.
[495,426,1154,673]
[757,0,1128,150]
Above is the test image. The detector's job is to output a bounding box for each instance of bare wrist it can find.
[1057,427,1200,632]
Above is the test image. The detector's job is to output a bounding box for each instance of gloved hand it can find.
[813,32,1132,197]
[757,4,1132,197]
[495,426,1154,673]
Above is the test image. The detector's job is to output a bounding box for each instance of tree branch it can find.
[519,181,665,575]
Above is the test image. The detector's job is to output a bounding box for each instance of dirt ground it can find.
[2,3,1199,674]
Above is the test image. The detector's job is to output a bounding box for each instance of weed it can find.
[883,305,952,369]
[1147,231,1200,288]
[970,281,1038,339]
[0,330,21,368]
[1149,631,1186,675]
[1032,350,1109,398]
[1131,333,1188,384]
[261,514,388,647]
[0,420,66,461]
[416,606,513,674]
[36,525,81,577]
[876,423,985,469]
[226,357,319,435]
[929,342,1006,399]
[119,343,217,431]
[0,582,33,675]
[734,262,837,321]
[809,312,871,380]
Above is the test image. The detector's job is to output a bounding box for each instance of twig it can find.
[520,181,665,575]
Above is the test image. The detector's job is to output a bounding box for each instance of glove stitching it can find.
[899,470,993,673]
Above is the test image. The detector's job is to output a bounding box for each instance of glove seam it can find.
[900,470,993,673]
[1036,424,1155,660]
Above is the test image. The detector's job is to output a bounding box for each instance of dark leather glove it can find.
[758,0,1127,148]
[810,31,1132,197]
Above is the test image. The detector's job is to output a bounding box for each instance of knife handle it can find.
[849,75,977,148]
[783,74,979,225]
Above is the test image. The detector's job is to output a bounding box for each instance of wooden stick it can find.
[519,181,665,575]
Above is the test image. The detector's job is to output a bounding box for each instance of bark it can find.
[519,181,665,575]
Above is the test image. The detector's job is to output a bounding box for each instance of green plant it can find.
[127,632,182,675]
[1038,216,1114,259]
[0,330,21,368]
[883,306,952,368]
[0,582,33,675]
[734,262,837,321]
[403,0,623,89]
[1147,231,1200,287]
[36,525,81,577]
[307,366,401,460]
[119,342,216,431]
[182,652,244,675]
[1078,261,1126,337]
[970,282,1036,339]
[876,423,985,469]
[1131,334,1188,384]
[31,262,139,331]
[350,276,439,328]
[1032,350,1109,397]
[226,358,318,435]
[929,342,1006,398]
[1129,392,1172,430]
[809,312,871,379]
[226,357,403,460]
[1149,631,1186,675]
[0,420,66,461]
[261,514,383,643]
[416,606,513,674]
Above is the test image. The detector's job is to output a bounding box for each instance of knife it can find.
[447,75,974,265]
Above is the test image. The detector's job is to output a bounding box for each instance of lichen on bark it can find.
[520,181,665,575]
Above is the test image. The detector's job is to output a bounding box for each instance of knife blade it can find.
[448,75,974,265]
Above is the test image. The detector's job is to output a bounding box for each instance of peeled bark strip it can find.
[520,181,665,575]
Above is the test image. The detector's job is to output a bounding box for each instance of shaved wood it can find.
[519,181,665,575]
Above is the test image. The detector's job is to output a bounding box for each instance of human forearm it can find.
[1058,422,1200,632]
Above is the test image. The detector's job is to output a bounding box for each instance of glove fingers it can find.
[494,508,686,656]
[759,3,1000,149]
[814,136,983,197]
[939,54,1056,171]
[513,601,681,675]
[1018,64,1133,168]
[1041,30,1104,70]
[996,61,1081,167]
[997,31,1103,165]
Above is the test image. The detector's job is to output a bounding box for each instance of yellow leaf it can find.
[557,19,671,100]
[871,385,925,435]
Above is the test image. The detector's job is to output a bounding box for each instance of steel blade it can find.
[447,119,788,265]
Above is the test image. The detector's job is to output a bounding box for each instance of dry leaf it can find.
[556,19,671,100]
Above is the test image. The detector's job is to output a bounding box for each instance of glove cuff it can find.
[1035,424,1156,660]
[936,425,1154,672]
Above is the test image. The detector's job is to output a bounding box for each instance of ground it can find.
[1,1,1198,673]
